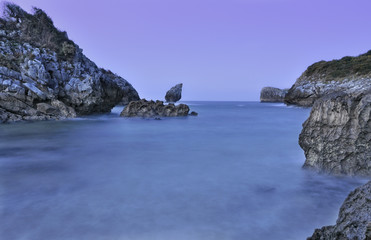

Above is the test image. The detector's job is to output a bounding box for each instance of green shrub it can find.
[0,2,76,62]
[61,41,75,58]
[305,51,371,81]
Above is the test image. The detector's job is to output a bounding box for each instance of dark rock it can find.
[0,4,139,123]
[190,111,198,116]
[260,87,288,102]
[299,90,371,176]
[308,181,371,240]
[120,99,190,118]
[165,83,182,102]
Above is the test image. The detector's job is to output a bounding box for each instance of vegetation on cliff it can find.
[0,2,75,61]
[304,50,371,82]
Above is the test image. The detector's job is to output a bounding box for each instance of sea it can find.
[0,101,367,240]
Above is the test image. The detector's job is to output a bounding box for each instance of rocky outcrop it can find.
[299,90,371,176]
[308,181,371,240]
[285,51,371,107]
[285,76,370,107]
[120,99,190,118]
[165,83,182,102]
[0,3,139,122]
[260,87,288,102]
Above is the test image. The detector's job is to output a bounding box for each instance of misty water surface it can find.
[0,102,367,240]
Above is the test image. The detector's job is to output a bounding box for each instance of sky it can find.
[6,0,371,101]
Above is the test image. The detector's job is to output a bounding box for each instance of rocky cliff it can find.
[260,87,288,102]
[308,181,371,240]
[0,3,139,122]
[296,52,371,238]
[285,51,371,106]
[299,90,371,176]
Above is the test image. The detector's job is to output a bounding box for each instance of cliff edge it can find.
[285,51,371,106]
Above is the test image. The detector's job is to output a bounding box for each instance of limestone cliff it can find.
[0,3,139,122]
[299,91,371,176]
[285,51,371,106]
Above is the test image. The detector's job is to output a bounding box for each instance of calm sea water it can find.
[0,102,367,240]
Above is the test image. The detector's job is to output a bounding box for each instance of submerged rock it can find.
[260,87,288,102]
[120,99,190,118]
[0,3,139,123]
[299,90,371,176]
[308,181,371,240]
[165,83,182,102]
[190,111,198,116]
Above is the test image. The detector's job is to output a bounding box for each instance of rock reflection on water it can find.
[0,102,367,240]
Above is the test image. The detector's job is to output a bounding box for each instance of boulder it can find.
[260,87,288,102]
[299,90,371,176]
[308,181,371,240]
[165,83,182,102]
[120,99,190,118]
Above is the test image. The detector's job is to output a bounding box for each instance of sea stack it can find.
[165,83,182,102]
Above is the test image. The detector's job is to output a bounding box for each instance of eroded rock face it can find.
[285,75,370,107]
[260,87,288,102]
[308,181,371,240]
[0,6,139,123]
[299,91,371,176]
[165,83,182,102]
[120,99,190,118]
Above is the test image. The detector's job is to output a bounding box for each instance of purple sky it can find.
[7,0,371,101]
